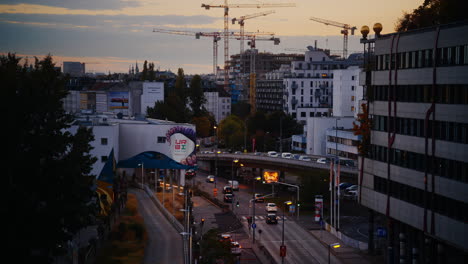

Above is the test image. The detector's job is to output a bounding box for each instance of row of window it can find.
[327,136,360,147]
[369,144,468,183]
[289,80,331,88]
[375,45,468,71]
[327,148,358,160]
[373,115,468,144]
[372,84,468,105]
[292,112,329,118]
[373,176,468,223]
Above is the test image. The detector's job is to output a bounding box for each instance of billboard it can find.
[263,170,279,184]
[108,91,129,110]
[166,126,197,166]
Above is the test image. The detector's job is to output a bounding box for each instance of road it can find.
[132,189,184,264]
[195,172,342,264]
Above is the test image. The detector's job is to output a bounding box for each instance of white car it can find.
[267,151,279,157]
[317,158,329,164]
[265,203,278,212]
[281,152,292,159]
[299,155,311,161]
[230,241,241,255]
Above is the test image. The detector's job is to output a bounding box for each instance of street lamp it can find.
[251,176,261,244]
[138,162,144,188]
[231,159,239,211]
[214,126,218,188]
[281,201,293,264]
[328,243,341,264]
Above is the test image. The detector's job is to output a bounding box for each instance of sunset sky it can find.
[0,0,423,74]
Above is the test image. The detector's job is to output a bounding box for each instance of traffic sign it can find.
[252,223,257,229]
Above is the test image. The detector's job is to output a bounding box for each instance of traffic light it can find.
[297,201,301,207]
[236,201,240,207]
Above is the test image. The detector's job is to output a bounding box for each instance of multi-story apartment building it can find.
[283,47,362,123]
[256,65,291,112]
[332,66,364,118]
[203,89,231,124]
[360,22,468,262]
[63,61,85,77]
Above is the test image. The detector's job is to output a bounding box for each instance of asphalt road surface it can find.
[132,189,184,264]
[195,172,342,264]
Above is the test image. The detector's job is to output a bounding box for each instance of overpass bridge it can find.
[196,153,358,176]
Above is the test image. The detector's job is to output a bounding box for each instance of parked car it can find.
[339,182,353,190]
[267,151,279,157]
[230,241,242,255]
[299,155,311,161]
[228,180,239,191]
[254,193,264,203]
[234,151,242,154]
[223,186,233,194]
[206,175,215,183]
[345,185,358,193]
[281,152,292,159]
[254,152,263,156]
[292,154,301,159]
[265,203,278,212]
[224,193,234,203]
[266,213,278,224]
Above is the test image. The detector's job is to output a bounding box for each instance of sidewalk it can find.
[296,214,384,264]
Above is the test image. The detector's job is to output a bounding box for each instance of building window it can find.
[101,138,108,145]
[351,96,355,101]
[351,106,355,112]
[301,112,306,117]
[157,136,166,143]
[351,86,355,91]
[351,75,355,80]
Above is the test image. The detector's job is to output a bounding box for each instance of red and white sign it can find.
[314,195,323,222]
[170,133,195,163]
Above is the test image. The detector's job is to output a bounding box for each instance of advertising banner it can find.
[263,170,279,184]
[166,126,197,166]
[108,91,129,110]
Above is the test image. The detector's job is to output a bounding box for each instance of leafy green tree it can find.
[199,229,235,264]
[192,116,212,138]
[3,53,97,263]
[175,68,187,104]
[218,115,245,149]
[189,75,207,117]
[395,0,467,32]
[148,62,155,81]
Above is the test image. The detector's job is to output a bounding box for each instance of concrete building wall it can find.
[305,117,354,156]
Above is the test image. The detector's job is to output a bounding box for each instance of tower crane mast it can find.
[309,16,356,59]
[232,10,275,55]
[201,1,295,91]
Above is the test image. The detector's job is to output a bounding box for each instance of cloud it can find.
[0,0,141,10]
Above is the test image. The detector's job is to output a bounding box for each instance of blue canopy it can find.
[117,151,196,170]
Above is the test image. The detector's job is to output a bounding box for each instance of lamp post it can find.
[138,162,144,188]
[328,243,341,264]
[214,126,218,188]
[231,159,239,211]
[281,201,293,264]
[335,117,340,230]
[251,176,261,244]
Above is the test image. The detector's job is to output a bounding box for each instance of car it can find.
[281,152,292,159]
[254,193,264,203]
[230,241,242,255]
[265,203,278,212]
[223,185,233,194]
[339,182,353,190]
[267,151,279,157]
[219,233,232,242]
[234,151,242,154]
[206,175,215,183]
[228,180,239,191]
[254,152,263,156]
[266,213,278,224]
[185,169,196,179]
[299,155,311,161]
[317,158,329,164]
[224,193,234,203]
[292,154,301,159]
[345,185,358,193]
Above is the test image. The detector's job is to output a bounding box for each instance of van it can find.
[228,180,239,191]
[281,152,292,159]
[267,151,279,157]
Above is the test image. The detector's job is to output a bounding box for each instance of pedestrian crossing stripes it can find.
[241,216,289,221]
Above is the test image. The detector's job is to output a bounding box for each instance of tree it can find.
[189,75,207,117]
[395,0,467,32]
[192,116,212,138]
[148,62,155,81]
[218,115,245,149]
[175,68,187,105]
[141,60,148,80]
[3,54,97,263]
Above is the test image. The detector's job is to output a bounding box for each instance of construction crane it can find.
[152,28,274,77]
[309,16,356,59]
[243,35,280,114]
[201,1,295,91]
[232,10,275,55]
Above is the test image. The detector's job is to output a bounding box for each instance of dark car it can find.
[266,213,278,224]
[224,193,233,203]
[254,193,264,203]
[185,169,196,179]
[223,186,233,194]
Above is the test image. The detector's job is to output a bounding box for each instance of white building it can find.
[141,82,164,115]
[283,47,363,124]
[204,91,231,124]
[305,117,354,156]
[325,128,360,161]
[361,22,468,261]
[332,66,364,118]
